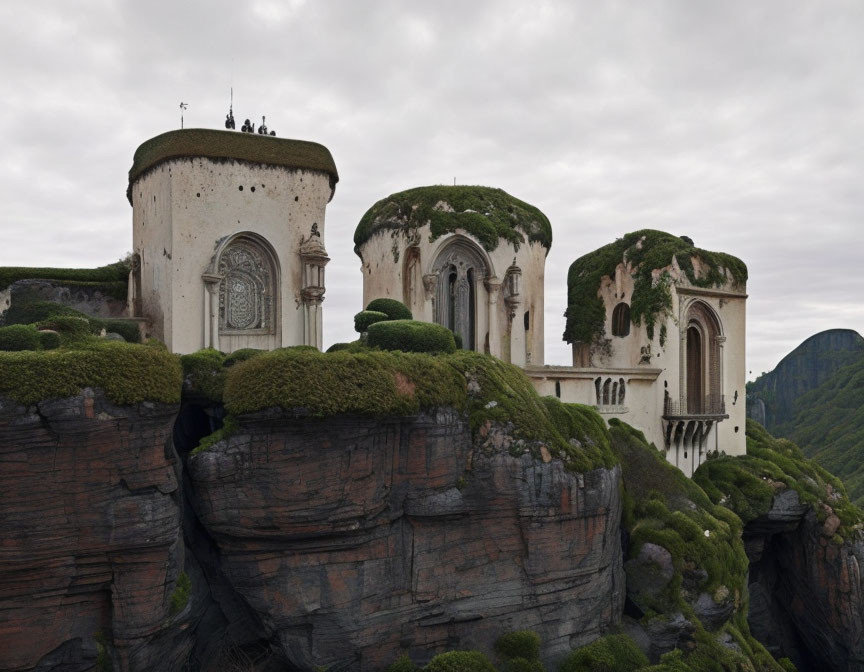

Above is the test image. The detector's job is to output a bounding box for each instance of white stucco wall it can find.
[529,256,747,477]
[131,157,332,354]
[357,227,547,364]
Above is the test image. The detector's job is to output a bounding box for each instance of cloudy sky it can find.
[1,0,862,377]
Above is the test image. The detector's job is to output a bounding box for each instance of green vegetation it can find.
[94,631,112,672]
[192,348,614,472]
[559,634,648,672]
[367,319,457,354]
[180,349,228,402]
[354,310,389,333]
[0,340,181,405]
[495,630,543,672]
[354,185,552,252]
[0,324,43,351]
[694,420,863,537]
[0,260,129,299]
[168,572,191,616]
[191,416,239,456]
[609,419,748,614]
[386,654,418,672]
[495,631,541,662]
[128,128,339,202]
[365,298,414,320]
[563,230,747,345]
[4,300,141,343]
[424,651,497,672]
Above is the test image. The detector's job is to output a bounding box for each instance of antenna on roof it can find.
[225,88,235,129]
[179,102,188,129]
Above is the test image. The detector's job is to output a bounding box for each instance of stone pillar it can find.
[299,224,330,350]
[423,274,438,323]
[202,274,222,351]
[485,277,502,358]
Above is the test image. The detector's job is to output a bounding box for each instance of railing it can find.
[664,394,726,417]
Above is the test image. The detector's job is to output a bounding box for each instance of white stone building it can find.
[353,186,551,365]
[127,129,338,354]
[528,231,748,475]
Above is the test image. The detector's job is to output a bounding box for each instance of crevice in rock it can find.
[171,400,290,672]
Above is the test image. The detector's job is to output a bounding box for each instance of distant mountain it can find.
[747,329,864,431]
[748,328,864,505]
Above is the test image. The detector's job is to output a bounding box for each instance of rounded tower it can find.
[128,128,338,353]
[354,185,551,365]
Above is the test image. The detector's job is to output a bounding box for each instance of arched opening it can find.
[683,300,723,415]
[611,302,631,337]
[686,326,703,413]
[432,238,489,351]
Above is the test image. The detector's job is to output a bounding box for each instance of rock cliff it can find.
[746,328,863,431]
[0,390,191,672]
[188,408,624,670]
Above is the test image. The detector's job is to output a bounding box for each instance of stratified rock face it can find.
[0,391,188,672]
[746,490,864,672]
[189,408,624,671]
[747,328,864,431]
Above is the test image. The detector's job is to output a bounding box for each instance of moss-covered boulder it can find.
[355,185,552,252]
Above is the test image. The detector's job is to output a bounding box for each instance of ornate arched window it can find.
[432,238,489,351]
[611,302,631,337]
[217,235,278,334]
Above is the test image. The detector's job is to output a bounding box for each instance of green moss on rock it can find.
[5,301,141,344]
[564,230,747,345]
[180,349,228,402]
[0,340,182,405]
[0,324,42,351]
[128,128,339,203]
[559,633,648,672]
[424,651,497,672]
[354,185,552,252]
[693,419,863,537]
[609,419,748,615]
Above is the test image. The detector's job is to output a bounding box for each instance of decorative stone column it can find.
[201,273,222,351]
[299,224,330,350]
[423,274,438,324]
[484,276,502,358]
[504,260,524,366]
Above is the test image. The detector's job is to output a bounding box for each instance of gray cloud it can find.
[1,0,862,376]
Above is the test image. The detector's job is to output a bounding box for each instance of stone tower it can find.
[354,185,550,365]
[127,129,338,354]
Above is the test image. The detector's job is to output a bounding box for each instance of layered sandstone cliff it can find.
[188,408,624,670]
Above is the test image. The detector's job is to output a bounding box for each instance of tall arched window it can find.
[611,302,631,337]
[217,235,278,334]
[684,301,723,414]
[432,239,489,351]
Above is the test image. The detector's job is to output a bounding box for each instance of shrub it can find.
[38,330,61,350]
[452,331,463,349]
[386,654,418,672]
[354,310,389,333]
[501,660,543,672]
[223,348,264,368]
[326,342,353,353]
[366,298,413,320]
[424,651,497,672]
[0,324,41,351]
[367,319,456,354]
[101,319,141,344]
[36,316,93,343]
[169,572,191,616]
[4,300,91,327]
[0,341,182,405]
[180,349,227,402]
[558,634,648,672]
[495,631,541,661]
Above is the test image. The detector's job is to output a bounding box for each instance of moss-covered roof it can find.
[564,229,747,345]
[354,185,552,253]
[127,128,339,204]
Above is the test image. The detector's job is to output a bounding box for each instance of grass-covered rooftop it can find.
[564,229,747,345]
[127,128,339,203]
[354,185,552,252]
